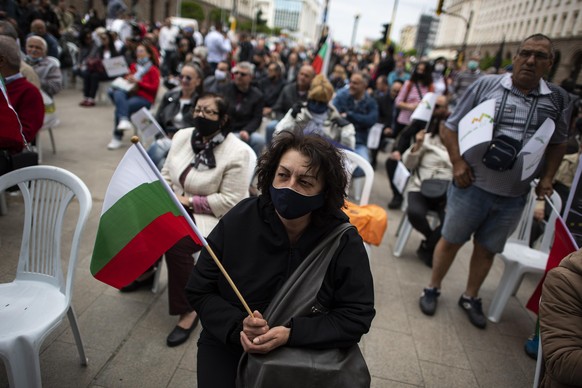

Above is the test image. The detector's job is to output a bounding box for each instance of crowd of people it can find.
[2,1,582,387]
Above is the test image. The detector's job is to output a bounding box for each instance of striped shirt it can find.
[446,74,571,197]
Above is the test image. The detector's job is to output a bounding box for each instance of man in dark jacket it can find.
[223,61,265,155]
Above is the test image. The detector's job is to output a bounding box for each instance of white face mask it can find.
[215,69,227,80]
[434,63,445,72]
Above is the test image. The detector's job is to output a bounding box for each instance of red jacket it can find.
[128,63,160,104]
[7,77,44,143]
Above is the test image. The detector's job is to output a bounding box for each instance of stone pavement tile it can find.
[465,346,530,388]
[373,291,412,335]
[67,293,150,353]
[168,368,197,388]
[40,340,111,388]
[364,327,424,386]
[505,334,537,387]
[490,298,536,337]
[371,376,423,387]
[178,336,198,372]
[93,325,184,387]
[409,317,471,370]
[419,360,479,388]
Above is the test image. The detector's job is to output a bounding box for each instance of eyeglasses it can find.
[178,74,192,81]
[233,71,250,77]
[193,106,219,117]
[517,50,551,61]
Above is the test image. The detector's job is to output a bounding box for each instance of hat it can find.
[95,27,107,35]
[307,74,334,103]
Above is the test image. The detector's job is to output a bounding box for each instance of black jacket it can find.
[155,89,198,134]
[223,83,265,134]
[186,196,375,352]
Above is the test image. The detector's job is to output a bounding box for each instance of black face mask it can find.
[193,116,221,137]
[269,185,325,220]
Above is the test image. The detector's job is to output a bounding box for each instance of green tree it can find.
[181,1,205,21]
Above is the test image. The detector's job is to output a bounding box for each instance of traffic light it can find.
[436,0,445,15]
[381,23,390,42]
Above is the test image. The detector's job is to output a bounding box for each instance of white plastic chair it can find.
[393,207,440,257]
[487,189,562,323]
[0,166,92,387]
[341,150,375,257]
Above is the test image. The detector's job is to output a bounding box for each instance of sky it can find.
[326,0,437,46]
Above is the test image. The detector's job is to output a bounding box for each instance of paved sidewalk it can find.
[0,86,539,387]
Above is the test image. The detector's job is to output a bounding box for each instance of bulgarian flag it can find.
[526,215,578,314]
[312,33,331,75]
[90,142,205,289]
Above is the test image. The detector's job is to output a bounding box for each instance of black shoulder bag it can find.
[236,222,371,388]
[482,90,538,171]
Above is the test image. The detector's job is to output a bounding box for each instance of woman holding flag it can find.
[160,93,251,347]
[186,132,375,387]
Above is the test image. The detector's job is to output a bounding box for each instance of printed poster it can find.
[393,161,411,194]
[103,56,130,78]
[130,107,166,146]
[458,99,495,156]
[563,155,582,248]
[519,118,555,181]
[410,92,437,122]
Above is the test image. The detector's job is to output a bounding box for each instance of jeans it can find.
[108,88,151,139]
[234,132,266,156]
[352,143,370,178]
[265,119,279,145]
[81,70,111,99]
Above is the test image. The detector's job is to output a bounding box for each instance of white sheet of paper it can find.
[520,118,555,180]
[458,98,495,156]
[410,92,437,122]
[130,107,166,145]
[393,161,411,194]
[367,123,384,150]
[103,56,129,78]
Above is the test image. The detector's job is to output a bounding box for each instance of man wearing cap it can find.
[274,74,355,149]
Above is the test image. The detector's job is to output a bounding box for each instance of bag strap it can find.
[263,222,355,327]
[414,82,424,100]
[494,89,539,145]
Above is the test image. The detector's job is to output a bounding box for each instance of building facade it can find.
[433,0,582,83]
[415,14,439,58]
[258,0,321,44]
[400,25,418,52]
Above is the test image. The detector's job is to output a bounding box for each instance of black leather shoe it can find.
[119,272,155,292]
[166,317,199,347]
[388,195,403,209]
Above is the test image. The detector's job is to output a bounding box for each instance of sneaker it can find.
[387,194,403,209]
[458,295,487,329]
[419,287,440,316]
[107,138,123,150]
[116,119,134,131]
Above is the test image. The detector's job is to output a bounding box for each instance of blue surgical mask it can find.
[269,185,325,220]
[467,60,479,71]
[214,69,227,80]
[137,57,150,66]
[307,100,328,114]
[25,55,41,65]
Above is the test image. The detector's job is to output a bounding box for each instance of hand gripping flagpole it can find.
[131,137,253,317]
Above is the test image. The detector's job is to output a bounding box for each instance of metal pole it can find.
[387,0,399,45]
[251,0,256,36]
[459,10,473,65]
[351,13,360,47]
[322,0,330,25]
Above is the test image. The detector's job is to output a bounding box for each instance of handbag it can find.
[343,200,388,246]
[236,223,371,388]
[420,179,450,201]
[86,57,105,74]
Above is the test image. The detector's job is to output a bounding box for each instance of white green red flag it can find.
[312,34,331,75]
[90,143,204,289]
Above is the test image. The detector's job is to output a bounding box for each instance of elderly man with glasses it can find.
[222,61,266,155]
[418,33,573,329]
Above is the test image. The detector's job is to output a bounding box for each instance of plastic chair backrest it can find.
[341,149,374,205]
[66,42,79,67]
[0,166,92,301]
[537,191,562,253]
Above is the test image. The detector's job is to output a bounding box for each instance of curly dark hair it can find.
[256,132,348,221]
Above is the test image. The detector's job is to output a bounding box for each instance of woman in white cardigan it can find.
[161,93,251,347]
[402,96,452,267]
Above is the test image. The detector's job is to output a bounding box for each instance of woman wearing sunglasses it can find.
[148,63,204,168]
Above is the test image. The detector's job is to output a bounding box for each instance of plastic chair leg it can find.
[395,214,406,237]
[393,216,413,257]
[47,126,56,154]
[487,261,523,323]
[4,340,42,388]
[67,306,88,366]
[0,191,7,215]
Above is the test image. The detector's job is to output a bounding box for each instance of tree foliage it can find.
[181,1,205,21]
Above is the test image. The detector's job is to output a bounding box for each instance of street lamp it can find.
[351,13,360,48]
